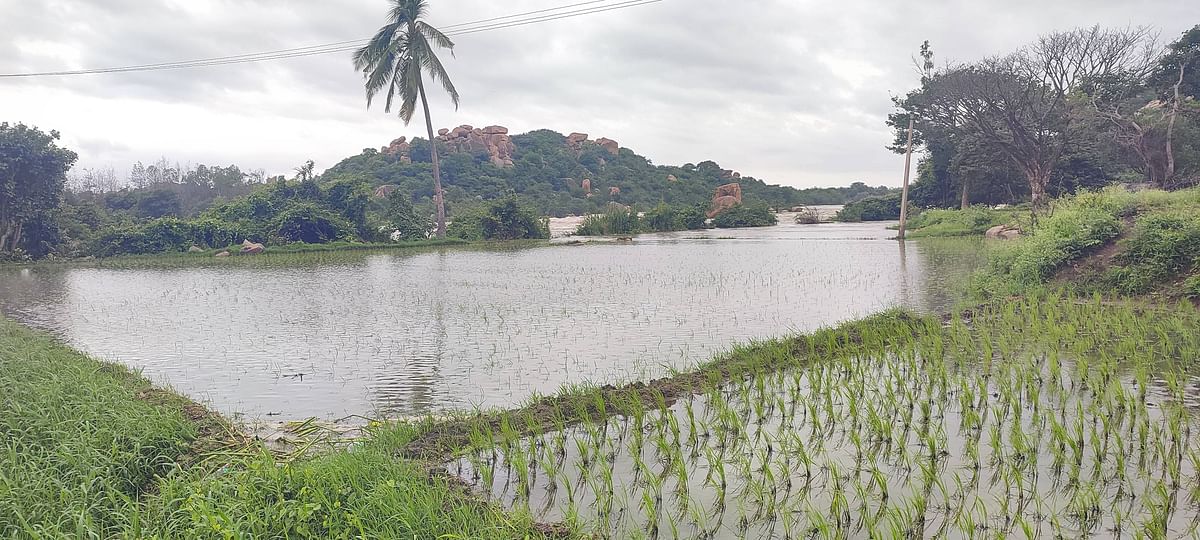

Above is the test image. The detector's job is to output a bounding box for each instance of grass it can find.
[897,205,1027,238]
[0,238,472,269]
[0,318,200,537]
[0,319,558,539]
[439,293,1200,538]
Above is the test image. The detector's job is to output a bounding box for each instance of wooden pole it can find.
[898,116,915,240]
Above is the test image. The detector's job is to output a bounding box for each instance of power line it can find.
[0,0,661,78]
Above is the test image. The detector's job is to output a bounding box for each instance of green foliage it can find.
[575,207,641,236]
[711,204,777,228]
[835,193,909,222]
[272,203,355,244]
[0,319,195,537]
[642,203,708,232]
[903,206,1025,238]
[447,195,548,241]
[1105,210,1200,293]
[379,190,431,241]
[93,217,197,257]
[134,189,182,219]
[145,446,547,539]
[0,123,78,255]
[323,130,888,219]
[973,188,1136,295]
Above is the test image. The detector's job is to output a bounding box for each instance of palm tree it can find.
[354,0,459,237]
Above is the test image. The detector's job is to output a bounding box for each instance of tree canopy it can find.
[0,123,77,257]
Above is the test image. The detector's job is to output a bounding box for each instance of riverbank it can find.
[0,319,557,538]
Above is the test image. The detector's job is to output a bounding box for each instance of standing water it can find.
[0,220,985,421]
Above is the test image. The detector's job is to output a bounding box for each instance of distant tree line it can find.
[889,25,1200,210]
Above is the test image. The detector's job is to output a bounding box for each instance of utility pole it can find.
[897,116,914,240]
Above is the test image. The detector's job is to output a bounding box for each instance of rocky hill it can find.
[322,125,891,217]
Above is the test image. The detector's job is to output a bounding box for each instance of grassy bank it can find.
[974,186,1200,298]
[898,205,1027,238]
[2,238,474,269]
[0,319,555,539]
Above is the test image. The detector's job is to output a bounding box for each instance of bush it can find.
[793,207,821,224]
[903,206,1021,237]
[711,204,777,228]
[272,203,355,244]
[642,203,708,232]
[448,195,547,241]
[379,191,431,241]
[1104,210,1200,293]
[192,218,254,248]
[973,188,1135,295]
[835,193,912,222]
[93,218,195,256]
[575,207,640,236]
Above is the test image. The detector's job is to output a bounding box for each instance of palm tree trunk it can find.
[417,79,446,237]
[960,180,969,210]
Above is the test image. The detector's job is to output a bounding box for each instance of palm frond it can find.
[417,21,455,54]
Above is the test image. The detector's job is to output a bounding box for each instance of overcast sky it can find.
[1,0,1195,188]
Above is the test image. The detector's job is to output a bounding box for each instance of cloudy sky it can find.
[1,0,1195,188]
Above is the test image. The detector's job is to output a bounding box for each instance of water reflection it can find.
[0,222,986,421]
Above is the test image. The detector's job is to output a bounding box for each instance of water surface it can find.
[0,220,984,421]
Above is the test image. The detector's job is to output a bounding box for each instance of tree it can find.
[354,0,459,237]
[0,123,77,254]
[917,26,1157,209]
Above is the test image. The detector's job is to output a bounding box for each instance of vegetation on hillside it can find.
[323,130,892,219]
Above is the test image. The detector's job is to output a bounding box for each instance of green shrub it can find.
[575,207,641,236]
[642,203,708,232]
[379,191,431,241]
[272,203,355,244]
[448,195,547,241]
[835,193,909,222]
[93,217,195,256]
[1104,211,1200,293]
[973,188,1135,295]
[904,206,1021,237]
[711,204,777,228]
[192,218,254,248]
[1185,273,1200,298]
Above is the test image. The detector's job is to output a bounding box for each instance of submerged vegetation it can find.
[437,294,1200,538]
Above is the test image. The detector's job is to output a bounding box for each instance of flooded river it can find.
[0,220,985,422]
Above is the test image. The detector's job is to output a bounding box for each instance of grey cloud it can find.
[1,0,1195,188]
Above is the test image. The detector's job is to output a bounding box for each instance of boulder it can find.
[214,251,231,258]
[666,174,678,182]
[595,137,619,156]
[437,128,450,136]
[188,246,203,253]
[566,132,589,154]
[985,225,1021,240]
[436,123,515,167]
[609,186,621,197]
[240,239,265,255]
[381,136,412,164]
[707,183,743,218]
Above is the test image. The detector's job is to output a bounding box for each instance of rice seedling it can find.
[442,294,1200,538]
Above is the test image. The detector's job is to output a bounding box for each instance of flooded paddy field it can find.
[446,297,1200,539]
[0,220,982,422]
